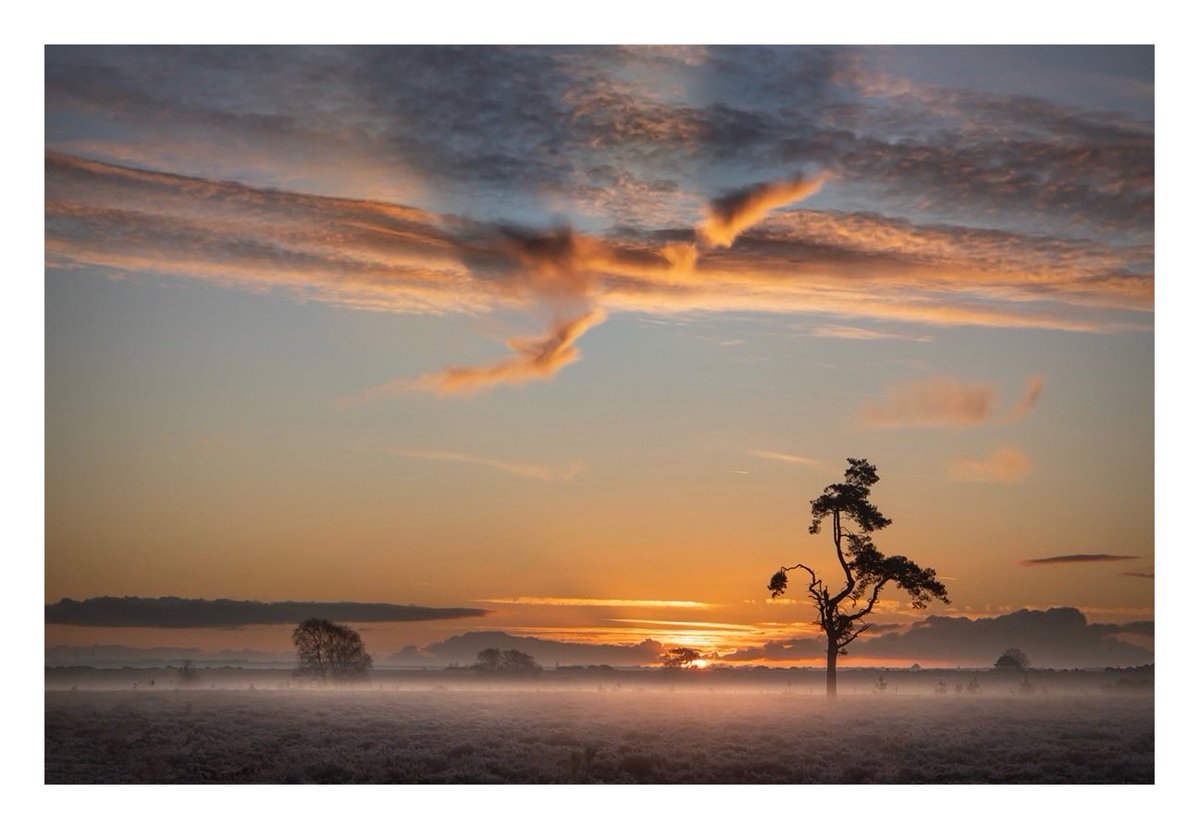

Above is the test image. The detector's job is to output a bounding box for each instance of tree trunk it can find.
[826,641,838,698]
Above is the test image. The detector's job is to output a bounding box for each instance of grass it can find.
[45,685,1152,784]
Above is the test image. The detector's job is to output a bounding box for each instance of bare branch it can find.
[838,621,873,649]
[845,578,891,624]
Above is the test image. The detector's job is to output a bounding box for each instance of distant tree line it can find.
[470,648,543,674]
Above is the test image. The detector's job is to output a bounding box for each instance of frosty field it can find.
[45,679,1153,784]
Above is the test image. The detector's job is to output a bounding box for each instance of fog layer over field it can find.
[45,676,1152,784]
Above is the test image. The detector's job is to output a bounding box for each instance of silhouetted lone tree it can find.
[993,647,1031,671]
[661,647,702,669]
[292,618,372,682]
[768,458,949,698]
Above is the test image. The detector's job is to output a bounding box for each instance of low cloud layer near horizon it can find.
[45,596,488,628]
[722,607,1151,669]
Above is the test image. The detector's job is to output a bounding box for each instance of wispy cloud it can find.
[945,448,1033,483]
[865,376,996,427]
[388,449,584,482]
[1123,569,1155,579]
[47,154,1152,335]
[800,324,933,342]
[697,173,829,247]
[608,619,760,631]
[749,449,823,467]
[1019,554,1140,566]
[1005,375,1045,421]
[346,309,607,402]
[477,596,719,609]
[46,151,1149,405]
[864,375,1044,428]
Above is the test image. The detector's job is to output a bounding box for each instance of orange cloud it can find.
[697,174,829,247]
[354,309,607,400]
[478,597,718,609]
[865,376,997,427]
[47,153,1153,400]
[945,448,1033,483]
[865,375,1045,428]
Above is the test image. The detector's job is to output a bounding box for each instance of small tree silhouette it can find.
[767,458,949,698]
[660,647,702,669]
[292,618,372,682]
[994,648,1031,671]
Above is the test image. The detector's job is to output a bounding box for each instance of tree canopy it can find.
[292,618,373,681]
[768,458,949,696]
[661,647,703,668]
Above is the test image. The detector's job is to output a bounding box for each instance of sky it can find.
[44,45,1155,667]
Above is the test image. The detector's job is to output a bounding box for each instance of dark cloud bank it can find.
[46,46,1152,241]
[45,596,486,628]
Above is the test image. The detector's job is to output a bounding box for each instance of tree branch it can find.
[837,621,872,649]
[828,510,857,607]
[844,577,891,623]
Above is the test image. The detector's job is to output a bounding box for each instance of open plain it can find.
[45,674,1153,784]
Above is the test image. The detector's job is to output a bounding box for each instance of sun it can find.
[692,659,708,669]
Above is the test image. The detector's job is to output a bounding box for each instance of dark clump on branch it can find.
[768,458,949,696]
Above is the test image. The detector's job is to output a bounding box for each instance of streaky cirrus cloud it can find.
[607,619,759,631]
[1123,569,1154,579]
[388,448,584,482]
[47,152,1151,405]
[46,154,1150,332]
[864,375,1044,428]
[697,173,829,247]
[748,449,823,466]
[945,448,1033,483]
[477,596,718,609]
[1019,554,1140,567]
[799,324,934,342]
